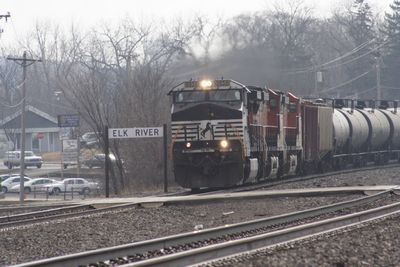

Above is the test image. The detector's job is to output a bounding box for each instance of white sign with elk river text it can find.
[108,127,163,139]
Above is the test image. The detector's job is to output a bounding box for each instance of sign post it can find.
[106,125,167,197]
[163,124,168,193]
[105,126,110,198]
[57,114,80,179]
[58,114,80,179]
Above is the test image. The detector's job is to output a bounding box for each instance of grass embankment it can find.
[41,149,101,162]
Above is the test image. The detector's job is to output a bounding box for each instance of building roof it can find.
[0,105,58,130]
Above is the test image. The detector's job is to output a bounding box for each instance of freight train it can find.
[169,79,400,189]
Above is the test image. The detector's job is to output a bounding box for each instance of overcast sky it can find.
[0,0,394,46]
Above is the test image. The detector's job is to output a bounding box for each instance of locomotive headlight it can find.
[185,142,192,148]
[220,139,228,148]
[200,79,212,89]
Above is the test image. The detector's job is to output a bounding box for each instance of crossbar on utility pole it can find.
[0,12,10,21]
[7,51,41,204]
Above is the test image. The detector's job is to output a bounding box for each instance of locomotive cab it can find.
[169,79,252,189]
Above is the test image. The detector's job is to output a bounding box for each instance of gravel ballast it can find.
[0,195,359,265]
[1,166,400,266]
[213,214,400,267]
[269,166,400,190]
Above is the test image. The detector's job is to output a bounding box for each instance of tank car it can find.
[331,99,400,167]
[379,102,400,150]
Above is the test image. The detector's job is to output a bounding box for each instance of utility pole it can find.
[376,52,382,101]
[314,69,318,97]
[0,12,10,34]
[315,69,324,98]
[7,51,41,204]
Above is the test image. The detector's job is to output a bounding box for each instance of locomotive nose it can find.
[202,164,218,176]
[201,156,218,176]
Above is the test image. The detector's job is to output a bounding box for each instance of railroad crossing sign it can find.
[108,127,163,139]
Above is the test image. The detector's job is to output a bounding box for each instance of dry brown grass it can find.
[41,148,101,162]
[41,152,62,161]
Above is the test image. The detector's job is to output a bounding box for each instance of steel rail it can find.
[198,163,400,195]
[11,190,394,267]
[0,204,94,223]
[131,201,400,267]
[0,203,78,213]
[0,202,139,228]
[262,163,400,189]
[158,163,400,197]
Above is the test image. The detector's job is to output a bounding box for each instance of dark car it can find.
[83,154,106,168]
[83,154,121,169]
[80,132,100,148]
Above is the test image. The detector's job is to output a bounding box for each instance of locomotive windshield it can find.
[174,89,242,103]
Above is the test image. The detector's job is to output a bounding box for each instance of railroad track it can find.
[0,203,78,216]
[194,162,400,196]
[152,199,400,267]
[0,203,140,228]
[12,189,398,267]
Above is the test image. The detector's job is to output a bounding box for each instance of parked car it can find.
[10,178,57,193]
[44,178,99,195]
[1,176,31,193]
[0,174,16,182]
[83,153,121,169]
[83,154,106,168]
[3,151,43,169]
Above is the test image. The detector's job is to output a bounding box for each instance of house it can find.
[0,105,62,154]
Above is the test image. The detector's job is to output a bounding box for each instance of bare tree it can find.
[36,18,199,194]
[0,51,23,150]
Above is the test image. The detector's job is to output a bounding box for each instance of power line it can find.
[319,68,374,94]
[0,95,26,108]
[292,41,385,75]
[382,85,400,90]
[286,39,376,74]
[315,39,375,69]
[322,42,387,71]
[343,86,376,98]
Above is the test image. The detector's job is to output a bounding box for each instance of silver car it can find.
[10,178,57,193]
[45,178,99,195]
[1,176,31,193]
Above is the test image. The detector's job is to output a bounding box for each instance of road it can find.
[0,162,83,178]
